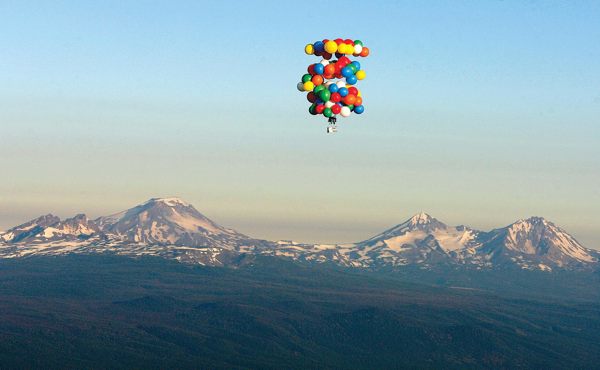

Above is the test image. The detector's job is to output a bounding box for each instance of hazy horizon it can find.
[1,1,599,248]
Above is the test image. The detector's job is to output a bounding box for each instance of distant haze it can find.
[1,1,599,249]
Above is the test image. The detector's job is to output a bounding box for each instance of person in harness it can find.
[327,116,337,133]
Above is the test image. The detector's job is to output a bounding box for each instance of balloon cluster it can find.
[297,39,369,119]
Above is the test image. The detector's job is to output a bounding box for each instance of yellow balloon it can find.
[324,40,338,54]
[303,81,315,92]
[337,43,346,54]
[304,44,314,55]
[356,70,366,80]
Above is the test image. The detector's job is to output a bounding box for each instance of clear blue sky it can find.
[1,1,599,248]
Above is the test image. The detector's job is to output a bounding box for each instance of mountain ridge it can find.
[1,198,597,271]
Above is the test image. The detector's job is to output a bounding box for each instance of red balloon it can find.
[315,104,325,114]
[322,52,332,60]
[344,38,353,44]
[330,92,341,103]
[307,92,317,103]
[348,87,358,96]
[308,64,316,75]
[331,104,341,114]
[335,38,343,45]
[338,56,350,65]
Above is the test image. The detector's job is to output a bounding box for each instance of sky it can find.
[1,0,599,248]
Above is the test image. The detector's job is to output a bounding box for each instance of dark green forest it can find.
[1,255,600,369]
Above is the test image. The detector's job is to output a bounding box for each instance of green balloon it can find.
[349,64,357,73]
[347,104,354,111]
[323,107,333,117]
[309,104,316,115]
[319,89,331,102]
[314,85,325,94]
[354,40,363,46]
[302,74,312,83]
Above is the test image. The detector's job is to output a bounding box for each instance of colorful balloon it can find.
[341,66,354,78]
[298,38,369,129]
[318,89,331,102]
[324,40,338,54]
[311,75,324,86]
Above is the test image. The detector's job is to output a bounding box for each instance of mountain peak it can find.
[404,212,447,231]
[482,216,597,265]
[145,197,191,207]
[94,197,250,246]
[409,212,434,226]
[517,216,548,225]
[361,212,448,244]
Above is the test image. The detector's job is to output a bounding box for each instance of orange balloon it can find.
[324,64,335,75]
[360,47,370,57]
[311,74,324,86]
[343,94,357,105]
[354,96,363,106]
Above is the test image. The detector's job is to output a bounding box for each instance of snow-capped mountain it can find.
[477,217,596,270]
[259,212,598,270]
[355,212,481,265]
[1,214,61,243]
[0,199,597,271]
[0,198,271,265]
[95,197,252,248]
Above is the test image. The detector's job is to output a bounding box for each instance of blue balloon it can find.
[313,63,324,75]
[346,75,358,85]
[341,66,354,78]
[328,84,339,93]
[351,61,361,71]
[354,105,365,114]
[338,87,349,97]
[314,41,324,53]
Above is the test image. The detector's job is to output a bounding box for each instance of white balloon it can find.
[336,80,346,88]
[353,44,363,54]
[297,82,305,92]
[340,106,351,117]
[320,59,329,66]
[325,101,335,108]
[325,81,333,87]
